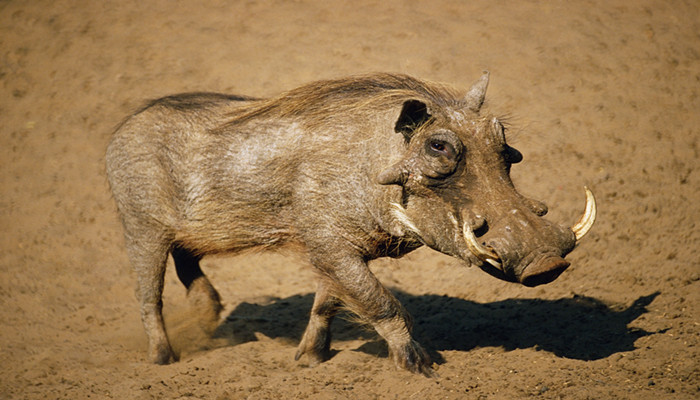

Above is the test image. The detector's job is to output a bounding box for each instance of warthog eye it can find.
[431,142,446,152]
[427,139,456,159]
[420,132,463,182]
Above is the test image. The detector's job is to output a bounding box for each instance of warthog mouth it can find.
[518,254,571,287]
[471,250,572,287]
[391,187,596,286]
[461,187,597,286]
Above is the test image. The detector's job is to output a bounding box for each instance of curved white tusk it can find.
[390,202,421,236]
[462,221,502,269]
[572,186,597,241]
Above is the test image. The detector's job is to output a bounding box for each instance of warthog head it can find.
[379,72,596,286]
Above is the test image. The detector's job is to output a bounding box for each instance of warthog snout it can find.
[462,187,597,286]
[519,255,571,287]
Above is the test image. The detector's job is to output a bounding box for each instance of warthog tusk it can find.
[462,221,502,269]
[572,186,597,241]
[390,202,421,236]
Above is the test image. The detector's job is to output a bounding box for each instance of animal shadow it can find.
[214,290,660,362]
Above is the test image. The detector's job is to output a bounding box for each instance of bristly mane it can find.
[219,73,467,129]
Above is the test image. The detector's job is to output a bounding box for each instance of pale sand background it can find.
[1,1,698,398]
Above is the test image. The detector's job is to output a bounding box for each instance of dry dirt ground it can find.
[1,0,698,398]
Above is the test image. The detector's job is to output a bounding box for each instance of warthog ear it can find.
[464,71,489,113]
[395,100,430,142]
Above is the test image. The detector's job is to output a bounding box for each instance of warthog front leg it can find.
[309,252,433,376]
[295,279,341,365]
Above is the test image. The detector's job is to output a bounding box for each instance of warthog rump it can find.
[106,72,595,375]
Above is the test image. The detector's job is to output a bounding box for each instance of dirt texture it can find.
[1,1,698,398]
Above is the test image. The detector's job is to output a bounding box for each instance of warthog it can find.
[106,72,596,375]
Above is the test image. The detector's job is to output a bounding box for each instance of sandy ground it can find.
[1,0,698,398]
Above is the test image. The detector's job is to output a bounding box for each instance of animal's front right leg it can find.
[295,279,340,365]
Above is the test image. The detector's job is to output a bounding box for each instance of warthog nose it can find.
[519,256,570,287]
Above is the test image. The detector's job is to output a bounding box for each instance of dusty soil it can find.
[1,0,698,398]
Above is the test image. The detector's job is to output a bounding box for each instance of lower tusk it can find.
[390,202,421,236]
[484,258,502,268]
[572,186,597,241]
[462,221,502,269]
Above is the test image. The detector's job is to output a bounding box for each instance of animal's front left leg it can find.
[311,253,433,376]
